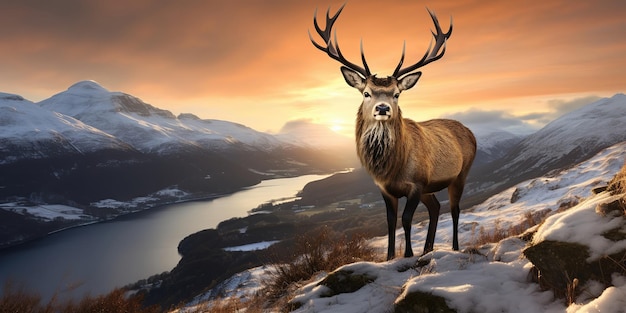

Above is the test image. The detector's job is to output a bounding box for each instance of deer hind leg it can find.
[421,193,441,254]
[448,179,466,251]
[382,192,399,260]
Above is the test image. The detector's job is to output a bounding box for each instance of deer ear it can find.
[340,66,366,90]
[398,72,422,91]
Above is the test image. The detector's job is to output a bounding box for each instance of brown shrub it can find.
[263,225,377,303]
[607,161,626,215]
[608,161,626,195]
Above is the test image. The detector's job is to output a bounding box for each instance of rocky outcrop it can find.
[524,162,626,302]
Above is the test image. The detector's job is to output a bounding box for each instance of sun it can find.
[330,123,343,133]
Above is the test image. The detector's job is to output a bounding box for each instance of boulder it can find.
[524,163,626,301]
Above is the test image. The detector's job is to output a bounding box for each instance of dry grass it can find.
[608,161,626,214]
[0,282,160,313]
[469,210,550,247]
[608,161,626,194]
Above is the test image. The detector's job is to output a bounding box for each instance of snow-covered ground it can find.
[0,203,87,221]
[176,140,626,312]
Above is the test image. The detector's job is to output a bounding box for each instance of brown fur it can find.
[354,78,476,260]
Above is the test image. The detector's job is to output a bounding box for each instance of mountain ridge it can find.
[465,93,626,202]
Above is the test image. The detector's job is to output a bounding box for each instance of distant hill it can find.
[467,93,626,201]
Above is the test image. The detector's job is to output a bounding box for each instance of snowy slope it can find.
[0,91,131,163]
[503,93,626,172]
[37,81,288,154]
[470,93,626,195]
[177,140,626,313]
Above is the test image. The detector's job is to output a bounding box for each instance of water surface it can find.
[0,174,329,301]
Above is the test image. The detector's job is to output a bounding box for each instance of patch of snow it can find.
[0,203,86,221]
[533,192,626,261]
[223,241,280,252]
[175,266,272,313]
[292,259,419,313]
[155,188,189,198]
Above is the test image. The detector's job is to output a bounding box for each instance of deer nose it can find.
[376,104,390,114]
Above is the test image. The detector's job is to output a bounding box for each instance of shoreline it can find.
[0,171,341,252]
[0,189,241,252]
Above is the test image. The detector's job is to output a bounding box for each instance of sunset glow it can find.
[0,0,624,137]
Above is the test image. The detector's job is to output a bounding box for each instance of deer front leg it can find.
[382,192,398,260]
[401,191,422,257]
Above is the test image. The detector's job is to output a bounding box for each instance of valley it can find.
[1,82,625,311]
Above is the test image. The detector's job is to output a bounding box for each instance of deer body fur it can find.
[357,107,476,259]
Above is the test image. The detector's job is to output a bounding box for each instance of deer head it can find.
[309,5,452,122]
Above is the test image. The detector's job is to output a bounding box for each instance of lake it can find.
[0,174,330,302]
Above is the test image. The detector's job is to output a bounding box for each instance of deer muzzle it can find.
[374,103,391,121]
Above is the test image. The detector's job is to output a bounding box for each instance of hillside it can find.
[176,140,626,313]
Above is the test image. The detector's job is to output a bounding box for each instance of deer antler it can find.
[309,4,371,78]
[392,9,453,78]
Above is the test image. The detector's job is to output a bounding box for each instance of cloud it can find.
[516,95,604,125]
[443,109,537,135]
[444,95,605,136]
[277,118,352,148]
[278,119,318,134]
[548,96,602,116]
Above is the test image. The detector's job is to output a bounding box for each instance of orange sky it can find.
[1,0,625,137]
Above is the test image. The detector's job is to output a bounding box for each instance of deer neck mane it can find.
[356,112,407,179]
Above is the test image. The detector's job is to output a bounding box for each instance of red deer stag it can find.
[310,5,476,260]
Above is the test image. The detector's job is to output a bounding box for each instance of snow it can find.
[567,275,626,313]
[533,192,626,261]
[181,140,626,312]
[89,195,161,210]
[0,203,86,221]
[174,266,272,313]
[223,241,280,252]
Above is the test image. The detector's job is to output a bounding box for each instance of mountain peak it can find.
[67,80,109,95]
[0,92,26,102]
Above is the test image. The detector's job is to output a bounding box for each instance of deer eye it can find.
[394,93,400,99]
[363,92,371,98]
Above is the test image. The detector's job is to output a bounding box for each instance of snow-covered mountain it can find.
[0,91,133,163]
[175,140,626,313]
[37,81,289,154]
[469,93,626,197]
